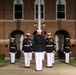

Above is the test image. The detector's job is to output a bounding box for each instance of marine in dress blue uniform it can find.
[22,33,32,68]
[33,30,45,71]
[9,38,17,64]
[64,38,71,64]
[45,33,55,68]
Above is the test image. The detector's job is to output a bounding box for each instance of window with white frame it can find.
[13,0,23,20]
[56,0,66,20]
[35,0,45,20]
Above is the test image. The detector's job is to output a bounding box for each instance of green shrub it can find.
[0,53,5,60]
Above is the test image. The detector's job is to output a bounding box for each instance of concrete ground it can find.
[0,59,76,75]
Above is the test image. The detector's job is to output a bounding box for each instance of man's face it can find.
[37,32,41,35]
[47,35,51,38]
[11,40,14,42]
[26,35,30,38]
[66,39,69,42]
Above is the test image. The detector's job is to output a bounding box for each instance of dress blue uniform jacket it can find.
[64,43,71,53]
[45,38,55,53]
[9,42,17,53]
[33,34,45,52]
[22,38,32,52]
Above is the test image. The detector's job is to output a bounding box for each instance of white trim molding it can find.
[0,39,10,43]
[0,20,76,23]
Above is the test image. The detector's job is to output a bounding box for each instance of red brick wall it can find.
[5,22,17,39]
[0,0,76,57]
[0,0,76,20]
[45,0,56,20]
[24,0,34,19]
[0,23,5,39]
[66,0,75,20]
[5,0,13,20]
[0,0,4,20]
[0,44,9,57]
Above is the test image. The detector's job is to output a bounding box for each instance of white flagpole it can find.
[38,0,41,30]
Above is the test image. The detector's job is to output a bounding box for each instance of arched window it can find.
[56,0,66,20]
[35,0,45,20]
[13,0,23,20]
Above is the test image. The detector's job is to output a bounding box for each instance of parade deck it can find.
[0,60,76,75]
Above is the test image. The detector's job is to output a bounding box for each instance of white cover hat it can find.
[65,38,69,40]
[11,38,15,40]
[36,30,42,32]
[47,33,51,36]
[26,33,30,36]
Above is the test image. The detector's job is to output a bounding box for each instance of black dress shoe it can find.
[50,66,53,68]
[47,66,53,68]
[25,66,30,68]
[52,63,54,65]
[35,69,42,72]
[11,63,15,64]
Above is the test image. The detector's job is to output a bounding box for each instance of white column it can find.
[38,0,41,30]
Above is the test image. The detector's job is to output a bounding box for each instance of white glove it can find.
[53,51,55,53]
[32,51,34,53]
[64,52,65,53]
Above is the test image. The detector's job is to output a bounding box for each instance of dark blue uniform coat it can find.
[64,43,71,53]
[45,38,55,53]
[22,38,32,52]
[33,34,45,52]
[9,42,17,53]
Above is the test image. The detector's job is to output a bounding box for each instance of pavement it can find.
[0,59,76,75]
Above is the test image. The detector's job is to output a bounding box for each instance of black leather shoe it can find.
[25,66,30,68]
[11,63,15,64]
[52,63,54,65]
[50,66,53,68]
[47,66,53,68]
[35,70,42,72]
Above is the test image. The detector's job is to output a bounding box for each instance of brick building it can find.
[0,0,76,59]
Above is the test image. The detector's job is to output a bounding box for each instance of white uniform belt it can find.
[24,45,30,47]
[46,45,53,47]
[11,47,16,49]
[65,47,70,48]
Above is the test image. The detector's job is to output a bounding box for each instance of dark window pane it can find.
[41,5,43,11]
[36,5,38,11]
[35,5,44,19]
[41,12,43,19]
[15,5,22,11]
[15,12,22,19]
[36,12,38,19]
[57,12,65,19]
[57,5,65,11]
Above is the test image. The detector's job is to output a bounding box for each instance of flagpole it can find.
[38,0,41,30]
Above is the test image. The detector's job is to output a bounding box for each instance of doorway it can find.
[10,30,24,59]
[55,30,70,59]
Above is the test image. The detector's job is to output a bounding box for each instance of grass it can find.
[60,59,76,66]
[69,60,76,66]
[0,60,10,67]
